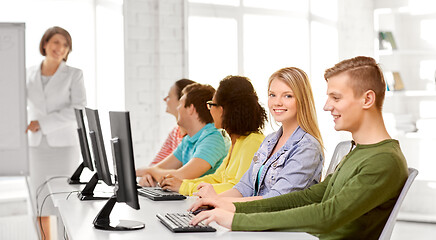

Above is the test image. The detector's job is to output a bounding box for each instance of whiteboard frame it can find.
[0,22,28,176]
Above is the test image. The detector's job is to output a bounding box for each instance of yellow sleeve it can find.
[179,133,264,196]
[179,157,228,195]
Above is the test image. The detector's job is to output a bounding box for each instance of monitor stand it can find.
[93,195,145,231]
[68,162,88,184]
[77,173,111,200]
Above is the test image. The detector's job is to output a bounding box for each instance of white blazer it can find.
[27,61,87,147]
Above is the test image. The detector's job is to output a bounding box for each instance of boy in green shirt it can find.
[189,56,409,240]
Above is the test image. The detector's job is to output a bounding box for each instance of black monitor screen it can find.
[85,108,113,186]
[74,108,94,171]
[109,111,139,210]
[92,111,144,231]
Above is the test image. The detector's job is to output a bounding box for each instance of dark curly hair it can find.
[215,75,267,136]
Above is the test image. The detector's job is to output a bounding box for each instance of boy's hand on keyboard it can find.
[190,208,233,229]
[160,174,182,192]
[135,168,146,177]
[188,198,236,214]
[138,173,157,187]
[194,183,218,198]
[190,205,214,215]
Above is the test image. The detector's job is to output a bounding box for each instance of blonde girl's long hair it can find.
[268,67,324,155]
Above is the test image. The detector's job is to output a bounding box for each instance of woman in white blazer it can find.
[26,26,86,220]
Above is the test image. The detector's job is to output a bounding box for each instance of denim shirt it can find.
[233,126,324,199]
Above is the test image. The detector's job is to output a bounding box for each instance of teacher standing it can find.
[26,26,86,218]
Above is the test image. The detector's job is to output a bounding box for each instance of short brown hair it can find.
[182,83,215,124]
[39,26,72,61]
[215,75,267,136]
[324,56,386,110]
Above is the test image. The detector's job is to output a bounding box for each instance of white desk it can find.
[46,177,113,208]
[48,179,318,240]
[46,178,80,207]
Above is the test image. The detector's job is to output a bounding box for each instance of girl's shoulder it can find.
[283,127,320,150]
[295,131,321,150]
[258,131,278,146]
[245,132,265,141]
[264,129,281,141]
[239,132,265,147]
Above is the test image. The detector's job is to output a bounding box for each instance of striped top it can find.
[150,126,184,165]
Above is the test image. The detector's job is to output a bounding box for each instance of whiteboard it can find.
[0,23,28,176]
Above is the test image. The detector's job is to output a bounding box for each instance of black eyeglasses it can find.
[206,100,218,110]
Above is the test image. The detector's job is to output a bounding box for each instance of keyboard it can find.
[156,213,216,232]
[137,187,186,201]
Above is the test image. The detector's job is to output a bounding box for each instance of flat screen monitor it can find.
[68,108,94,184]
[77,108,113,200]
[93,111,144,231]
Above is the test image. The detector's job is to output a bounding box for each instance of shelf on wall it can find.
[386,90,436,97]
[396,132,436,140]
[377,49,436,56]
[375,0,436,223]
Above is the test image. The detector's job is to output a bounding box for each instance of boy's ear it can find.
[187,103,195,115]
[362,90,376,109]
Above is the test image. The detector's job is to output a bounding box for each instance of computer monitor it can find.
[93,111,144,231]
[77,108,113,201]
[68,108,95,184]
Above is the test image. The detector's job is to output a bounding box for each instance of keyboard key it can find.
[137,187,186,201]
[156,213,216,232]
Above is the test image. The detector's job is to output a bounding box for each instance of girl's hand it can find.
[160,174,182,192]
[194,182,218,198]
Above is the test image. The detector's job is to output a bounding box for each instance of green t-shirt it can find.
[232,139,408,240]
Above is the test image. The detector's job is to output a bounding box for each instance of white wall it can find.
[337,0,374,60]
[124,0,186,168]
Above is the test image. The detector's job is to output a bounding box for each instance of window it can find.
[187,0,339,152]
[188,16,238,88]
